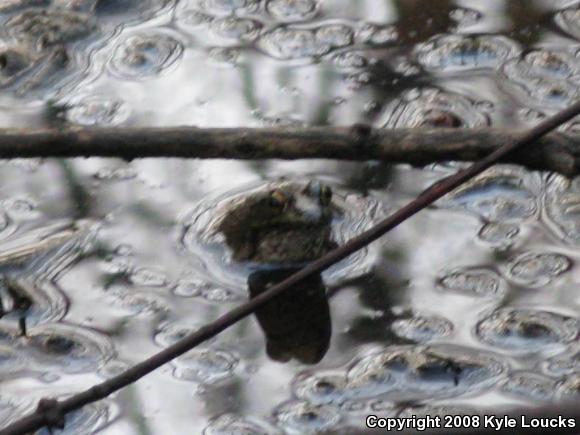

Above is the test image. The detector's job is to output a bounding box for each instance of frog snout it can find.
[293,195,329,222]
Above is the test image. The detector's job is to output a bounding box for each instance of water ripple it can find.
[415,34,520,72]
[545,347,580,376]
[502,371,556,401]
[199,0,261,15]
[477,222,519,249]
[345,344,507,401]
[505,251,571,287]
[110,30,184,79]
[544,174,580,244]
[61,94,131,126]
[293,370,349,405]
[391,314,454,342]
[443,166,539,222]
[379,88,490,128]
[266,0,319,22]
[475,308,579,352]
[438,268,505,297]
[21,322,115,374]
[258,23,354,60]
[172,347,240,384]
[502,48,580,109]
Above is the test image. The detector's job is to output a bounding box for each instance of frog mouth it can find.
[287,195,335,224]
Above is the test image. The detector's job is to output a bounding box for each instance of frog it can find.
[215,180,339,264]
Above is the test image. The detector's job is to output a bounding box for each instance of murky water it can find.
[0,0,580,433]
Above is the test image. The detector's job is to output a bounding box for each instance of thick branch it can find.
[0,126,579,175]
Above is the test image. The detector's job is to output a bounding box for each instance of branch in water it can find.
[0,126,578,175]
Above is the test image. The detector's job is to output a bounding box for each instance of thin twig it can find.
[2,100,580,435]
[0,126,579,175]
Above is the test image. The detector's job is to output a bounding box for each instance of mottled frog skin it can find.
[216,180,339,264]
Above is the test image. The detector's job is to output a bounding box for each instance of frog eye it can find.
[269,190,289,209]
[319,185,333,206]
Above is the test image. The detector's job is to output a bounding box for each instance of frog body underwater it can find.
[216,180,339,264]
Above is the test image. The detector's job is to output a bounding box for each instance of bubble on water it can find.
[199,0,261,15]
[94,166,137,181]
[443,166,538,222]
[391,314,454,342]
[266,0,318,22]
[502,371,556,401]
[101,254,133,274]
[356,23,398,45]
[344,71,373,88]
[346,345,507,401]
[208,47,241,65]
[172,347,240,384]
[506,251,571,287]
[501,48,580,109]
[258,27,323,60]
[316,24,354,48]
[379,88,489,128]
[544,174,580,244]
[201,286,241,302]
[331,50,368,69]
[110,30,184,79]
[510,49,580,80]
[129,267,169,287]
[475,308,579,352]
[415,34,520,72]
[177,9,213,27]
[173,278,212,298]
[107,285,169,316]
[292,371,350,405]
[258,23,354,60]
[203,413,280,435]
[64,94,130,126]
[478,222,519,249]
[210,16,263,41]
[438,268,505,297]
[154,320,201,347]
[545,348,580,376]
[273,400,341,435]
